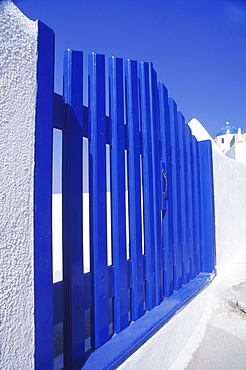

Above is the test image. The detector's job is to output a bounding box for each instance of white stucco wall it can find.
[188,118,214,142]
[213,149,246,269]
[226,140,246,167]
[118,118,246,370]
[0,1,38,368]
[225,142,236,161]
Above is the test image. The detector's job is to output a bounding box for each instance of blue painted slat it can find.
[88,52,109,349]
[158,83,174,297]
[83,106,90,139]
[63,50,85,368]
[125,59,144,320]
[52,267,115,327]
[52,274,105,325]
[106,115,111,145]
[177,112,190,284]
[35,21,54,370]
[168,98,182,290]
[139,62,156,310]
[196,141,203,273]
[198,140,216,273]
[53,281,65,325]
[190,136,197,274]
[185,125,196,278]
[79,268,112,313]
[149,64,163,305]
[53,93,65,131]
[192,136,202,273]
[109,56,129,332]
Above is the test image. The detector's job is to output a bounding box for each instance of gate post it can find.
[34,20,55,370]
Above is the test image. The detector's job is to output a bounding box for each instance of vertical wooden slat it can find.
[88,52,109,349]
[149,64,162,305]
[185,124,196,278]
[190,136,197,275]
[35,21,54,369]
[198,140,216,273]
[197,141,203,273]
[177,112,190,283]
[125,59,144,320]
[168,98,182,290]
[139,61,156,310]
[192,136,202,273]
[158,83,174,297]
[196,142,203,273]
[109,56,129,332]
[63,50,85,368]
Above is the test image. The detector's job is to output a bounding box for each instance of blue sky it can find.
[13,0,246,138]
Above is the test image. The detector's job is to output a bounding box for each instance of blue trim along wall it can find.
[34,21,54,369]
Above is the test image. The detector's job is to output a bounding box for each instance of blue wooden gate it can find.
[52,50,215,369]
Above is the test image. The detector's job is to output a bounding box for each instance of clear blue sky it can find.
[13,0,246,138]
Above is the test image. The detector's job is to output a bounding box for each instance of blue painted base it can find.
[77,272,214,370]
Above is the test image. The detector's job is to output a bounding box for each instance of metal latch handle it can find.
[162,169,168,199]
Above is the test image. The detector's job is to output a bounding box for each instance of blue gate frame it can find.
[35,21,215,370]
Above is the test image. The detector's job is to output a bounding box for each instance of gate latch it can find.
[162,169,168,199]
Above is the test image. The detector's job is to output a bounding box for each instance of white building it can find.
[214,122,246,166]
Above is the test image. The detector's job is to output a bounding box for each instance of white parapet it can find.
[0,1,38,369]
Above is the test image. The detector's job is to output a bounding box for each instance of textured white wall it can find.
[213,149,246,269]
[226,140,246,167]
[0,1,38,368]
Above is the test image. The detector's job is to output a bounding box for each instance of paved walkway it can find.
[186,281,246,370]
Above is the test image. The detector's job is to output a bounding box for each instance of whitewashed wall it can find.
[213,148,246,269]
[118,118,246,370]
[0,1,38,369]
[226,140,246,167]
